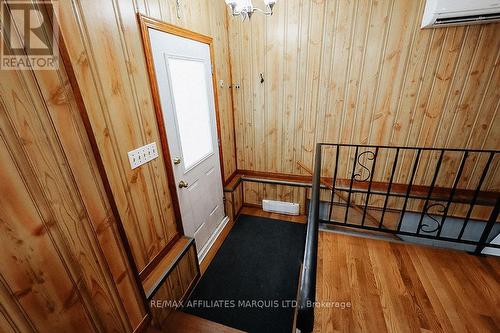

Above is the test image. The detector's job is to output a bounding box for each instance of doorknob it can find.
[173,157,181,165]
[178,180,189,188]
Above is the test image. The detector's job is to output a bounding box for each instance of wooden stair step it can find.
[155,311,244,333]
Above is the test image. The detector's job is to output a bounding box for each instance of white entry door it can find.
[149,28,226,257]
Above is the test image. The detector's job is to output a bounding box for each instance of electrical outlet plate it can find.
[128,142,159,169]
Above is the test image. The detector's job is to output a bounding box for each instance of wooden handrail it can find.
[296,161,386,230]
[224,169,498,207]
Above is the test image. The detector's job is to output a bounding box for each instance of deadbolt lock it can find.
[173,157,181,165]
[178,180,189,188]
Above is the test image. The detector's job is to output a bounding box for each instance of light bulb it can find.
[263,0,276,11]
[243,0,253,11]
[225,0,238,13]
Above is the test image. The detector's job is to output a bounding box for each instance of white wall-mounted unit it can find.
[422,0,500,28]
[262,199,300,216]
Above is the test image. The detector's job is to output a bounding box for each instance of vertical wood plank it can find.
[226,0,499,208]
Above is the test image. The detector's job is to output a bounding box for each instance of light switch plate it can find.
[128,142,159,169]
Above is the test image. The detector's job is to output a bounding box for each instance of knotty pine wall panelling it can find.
[149,243,199,328]
[0,2,146,331]
[54,0,237,275]
[228,0,500,208]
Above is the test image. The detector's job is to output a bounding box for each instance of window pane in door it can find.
[168,57,213,169]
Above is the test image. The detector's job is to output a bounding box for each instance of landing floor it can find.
[314,232,500,332]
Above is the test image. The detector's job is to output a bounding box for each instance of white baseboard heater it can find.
[262,199,300,215]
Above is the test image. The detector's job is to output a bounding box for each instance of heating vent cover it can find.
[262,199,300,216]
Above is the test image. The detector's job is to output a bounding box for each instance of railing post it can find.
[296,143,321,333]
[474,196,500,255]
[327,144,339,222]
[458,152,495,240]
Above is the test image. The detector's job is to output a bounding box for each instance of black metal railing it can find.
[319,143,500,254]
[295,144,321,333]
[295,143,499,332]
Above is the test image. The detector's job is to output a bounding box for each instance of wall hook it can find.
[176,0,182,19]
[260,73,264,84]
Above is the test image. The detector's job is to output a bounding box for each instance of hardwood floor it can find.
[315,232,500,332]
[239,205,307,224]
[157,311,243,333]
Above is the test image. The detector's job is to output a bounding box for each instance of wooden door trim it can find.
[224,9,239,177]
[138,13,228,226]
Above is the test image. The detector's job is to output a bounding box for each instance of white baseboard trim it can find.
[198,216,230,263]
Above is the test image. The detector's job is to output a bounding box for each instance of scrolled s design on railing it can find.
[295,143,500,333]
[320,143,500,255]
[352,150,376,182]
[419,203,446,233]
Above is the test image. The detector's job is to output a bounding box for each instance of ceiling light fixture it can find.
[225,0,277,21]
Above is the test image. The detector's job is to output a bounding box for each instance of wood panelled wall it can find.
[0,2,145,331]
[56,0,236,274]
[228,0,500,206]
[150,243,198,328]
